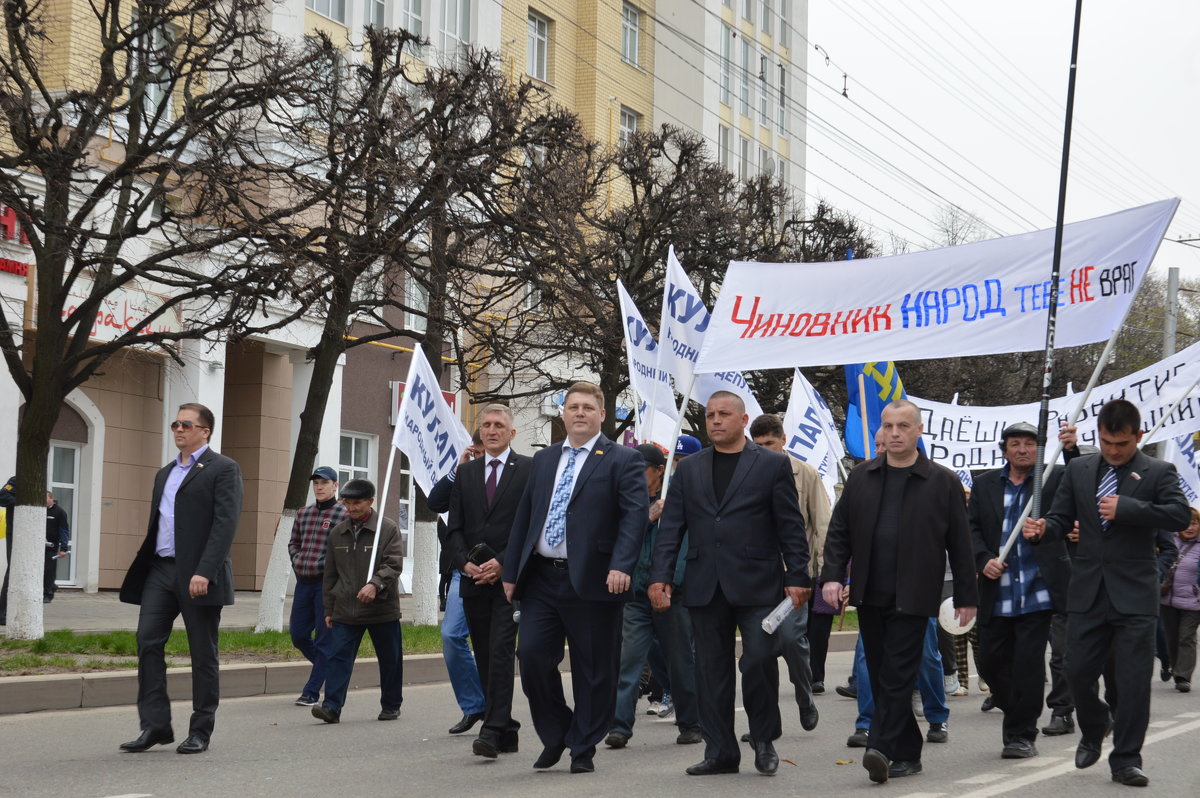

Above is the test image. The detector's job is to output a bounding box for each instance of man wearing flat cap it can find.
[312,479,404,723]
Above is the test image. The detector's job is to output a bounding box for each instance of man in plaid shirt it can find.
[289,466,348,706]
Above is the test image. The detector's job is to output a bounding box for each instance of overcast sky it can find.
[803,0,1200,279]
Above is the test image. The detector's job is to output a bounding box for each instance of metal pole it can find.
[1031,0,1084,520]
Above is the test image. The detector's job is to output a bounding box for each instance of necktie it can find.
[544,447,585,549]
[1097,465,1118,530]
[485,459,500,508]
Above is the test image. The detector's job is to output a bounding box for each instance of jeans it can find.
[322,620,403,715]
[854,619,949,729]
[442,570,485,715]
[611,593,700,738]
[289,579,331,700]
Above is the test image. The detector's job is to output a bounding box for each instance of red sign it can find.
[0,258,29,277]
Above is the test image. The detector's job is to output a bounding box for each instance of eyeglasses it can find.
[170,420,209,431]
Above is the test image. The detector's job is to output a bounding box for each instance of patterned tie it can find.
[543,447,585,549]
[1096,465,1118,531]
[485,459,500,508]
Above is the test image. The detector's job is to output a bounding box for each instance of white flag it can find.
[392,346,473,496]
[616,280,680,448]
[781,369,841,504]
[659,246,764,419]
[1163,432,1200,509]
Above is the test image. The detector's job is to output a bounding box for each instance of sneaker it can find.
[646,701,662,715]
[657,697,675,719]
[1160,666,1172,682]
[846,728,870,748]
[926,722,948,743]
[912,690,924,717]
[295,696,319,707]
[943,674,959,693]
[978,677,989,692]
[952,682,969,697]
[1177,680,1192,693]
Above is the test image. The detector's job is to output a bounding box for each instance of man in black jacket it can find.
[822,400,977,785]
[445,405,530,759]
[43,492,70,603]
[969,422,1074,759]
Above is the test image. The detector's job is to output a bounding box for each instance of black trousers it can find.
[1045,612,1073,715]
[1066,590,1156,771]
[136,558,223,740]
[806,612,834,685]
[977,609,1052,744]
[516,558,622,760]
[858,605,927,762]
[44,548,59,600]
[462,586,520,742]
[689,585,781,764]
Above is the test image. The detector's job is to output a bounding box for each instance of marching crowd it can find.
[113,388,1197,790]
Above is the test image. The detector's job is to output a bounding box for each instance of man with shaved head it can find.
[822,400,977,785]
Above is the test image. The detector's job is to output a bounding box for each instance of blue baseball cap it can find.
[675,435,702,456]
[311,466,338,482]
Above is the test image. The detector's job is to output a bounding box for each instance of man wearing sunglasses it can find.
[118,403,244,755]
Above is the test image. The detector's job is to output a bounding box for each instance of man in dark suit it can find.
[445,404,530,759]
[970,422,1074,759]
[1024,399,1190,787]
[650,391,811,777]
[502,381,647,774]
[822,400,977,785]
[118,403,243,754]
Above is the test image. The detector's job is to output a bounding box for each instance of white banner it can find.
[781,369,841,504]
[617,280,680,448]
[658,247,764,418]
[696,199,1178,371]
[1164,433,1200,509]
[392,347,473,496]
[910,339,1200,471]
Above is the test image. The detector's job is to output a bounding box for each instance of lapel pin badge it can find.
[594,449,604,456]
[1130,472,1141,481]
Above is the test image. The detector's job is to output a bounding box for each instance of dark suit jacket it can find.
[503,435,647,602]
[119,447,243,606]
[969,464,1071,624]
[446,451,531,598]
[821,450,978,617]
[1042,450,1190,616]
[651,442,811,607]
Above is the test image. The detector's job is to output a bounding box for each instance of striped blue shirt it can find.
[994,465,1052,616]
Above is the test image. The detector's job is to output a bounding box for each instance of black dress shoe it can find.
[570,755,595,774]
[812,681,825,694]
[499,732,519,753]
[676,729,703,744]
[800,704,819,731]
[753,740,779,775]
[685,758,739,775]
[119,728,175,752]
[449,712,484,735]
[981,694,996,711]
[1111,766,1150,787]
[888,760,922,778]
[862,748,889,783]
[740,732,753,743]
[846,729,869,748]
[1042,713,1075,736]
[1075,740,1101,769]
[605,732,629,749]
[311,705,340,724]
[533,744,566,769]
[377,708,401,721]
[176,734,208,754]
[473,736,500,758]
[1002,740,1037,759]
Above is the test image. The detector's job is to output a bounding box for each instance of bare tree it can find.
[0,0,322,637]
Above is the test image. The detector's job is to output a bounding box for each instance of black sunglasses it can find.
[170,420,210,431]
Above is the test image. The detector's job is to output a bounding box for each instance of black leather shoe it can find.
[981,694,996,711]
[800,704,819,731]
[570,754,595,774]
[863,748,889,783]
[311,705,340,724]
[676,729,703,744]
[604,732,628,749]
[888,760,923,778]
[449,712,484,735]
[812,681,825,694]
[473,736,500,758]
[753,740,779,775]
[740,732,753,743]
[1111,766,1150,787]
[1042,713,1075,735]
[377,708,400,721]
[1002,740,1037,759]
[175,734,208,754]
[533,744,566,769]
[686,758,739,775]
[835,682,857,698]
[847,729,869,748]
[1075,740,1101,769]
[499,732,519,753]
[119,728,174,752]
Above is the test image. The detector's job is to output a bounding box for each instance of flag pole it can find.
[1031,0,1084,521]
[857,372,871,458]
[661,374,698,499]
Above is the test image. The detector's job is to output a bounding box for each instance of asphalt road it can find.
[2,649,1197,798]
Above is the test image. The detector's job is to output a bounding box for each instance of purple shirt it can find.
[155,444,209,557]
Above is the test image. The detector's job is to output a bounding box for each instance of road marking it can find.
[1015,756,1064,767]
[102,794,153,798]
[956,772,1006,784]
[1176,711,1200,718]
[1148,720,1175,728]
[955,717,1200,797]
[897,793,946,797]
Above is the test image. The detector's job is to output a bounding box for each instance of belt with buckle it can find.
[535,554,568,570]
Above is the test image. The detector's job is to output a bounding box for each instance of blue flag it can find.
[844,362,908,459]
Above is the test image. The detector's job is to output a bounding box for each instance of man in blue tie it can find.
[503,381,648,774]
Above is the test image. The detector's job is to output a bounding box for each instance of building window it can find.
[777,63,788,134]
[441,0,472,57]
[622,3,640,66]
[741,0,754,25]
[779,0,791,47]
[759,146,776,176]
[368,0,385,27]
[718,124,732,170]
[528,12,549,81]
[47,442,79,587]
[779,158,789,187]
[738,136,751,181]
[401,0,423,35]
[619,106,639,145]
[719,25,732,106]
[739,38,752,117]
[132,14,174,119]
[305,0,347,24]
[523,281,542,312]
[760,54,771,125]
[338,433,373,485]
[761,0,773,35]
[405,273,429,333]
